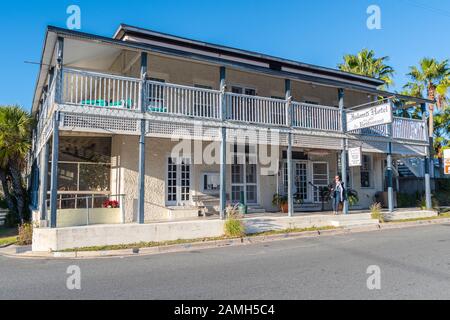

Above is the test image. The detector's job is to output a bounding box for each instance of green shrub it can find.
[434,190,450,206]
[5,212,20,228]
[437,179,450,192]
[370,202,384,223]
[397,193,417,208]
[418,196,439,210]
[0,198,8,209]
[224,204,245,238]
[17,223,33,246]
[347,189,359,206]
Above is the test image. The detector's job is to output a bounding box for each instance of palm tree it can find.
[433,108,450,175]
[338,49,395,89]
[0,106,33,223]
[404,58,450,137]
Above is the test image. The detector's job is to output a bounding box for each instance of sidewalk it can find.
[2,217,449,260]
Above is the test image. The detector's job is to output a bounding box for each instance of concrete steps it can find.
[247,206,266,214]
[167,207,200,219]
[295,203,322,212]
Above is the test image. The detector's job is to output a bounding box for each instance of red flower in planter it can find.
[103,199,120,208]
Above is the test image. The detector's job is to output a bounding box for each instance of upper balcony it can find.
[36,68,428,145]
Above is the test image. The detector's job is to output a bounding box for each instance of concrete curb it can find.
[2,217,450,260]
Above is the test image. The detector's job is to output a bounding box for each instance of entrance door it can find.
[312,162,329,203]
[231,155,258,205]
[283,161,309,203]
[167,157,191,206]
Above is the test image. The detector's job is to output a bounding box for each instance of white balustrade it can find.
[62,68,141,110]
[292,102,341,132]
[145,80,221,119]
[36,68,427,143]
[393,117,427,141]
[225,93,287,126]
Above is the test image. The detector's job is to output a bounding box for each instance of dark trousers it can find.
[332,191,342,212]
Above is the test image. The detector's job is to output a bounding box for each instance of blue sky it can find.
[1,0,449,110]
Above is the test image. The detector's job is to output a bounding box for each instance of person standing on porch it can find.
[331,176,346,215]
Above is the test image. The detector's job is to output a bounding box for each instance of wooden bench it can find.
[192,194,226,217]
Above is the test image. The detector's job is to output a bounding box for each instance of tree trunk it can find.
[8,163,25,223]
[0,168,16,213]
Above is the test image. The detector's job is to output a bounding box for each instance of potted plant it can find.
[347,189,359,207]
[272,194,289,213]
[102,199,120,208]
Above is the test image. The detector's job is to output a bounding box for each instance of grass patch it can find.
[0,227,18,247]
[59,236,234,252]
[387,212,450,224]
[249,225,337,237]
[59,225,337,252]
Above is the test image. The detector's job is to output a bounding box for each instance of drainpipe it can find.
[137,52,148,224]
[386,104,394,213]
[49,37,64,228]
[38,143,49,224]
[338,88,349,215]
[286,79,294,217]
[422,103,432,210]
[219,66,227,220]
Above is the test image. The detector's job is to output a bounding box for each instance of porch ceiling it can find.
[63,39,123,71]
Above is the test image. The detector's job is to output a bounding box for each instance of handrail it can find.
[226,91,284,103]
[63,67,141,83]
[393,116,424,123]
[292,101,340,111]
[146,79,218,94]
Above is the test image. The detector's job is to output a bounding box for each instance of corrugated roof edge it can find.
[114,23,385,86]
[35,26,433,109]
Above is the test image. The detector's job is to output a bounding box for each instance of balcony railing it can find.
[226,93,287,126]
[145,80,221,119]
[62,68,141,110]
[292,102,341,132]
[392,117,427,142]
[41,68,427,142]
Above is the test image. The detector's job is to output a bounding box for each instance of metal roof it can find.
[32,25,434,113]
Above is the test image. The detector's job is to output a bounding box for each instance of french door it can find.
[167,157,191,206]
[312,162,329,203]
[231,155,258,205]
[283,161,309,203]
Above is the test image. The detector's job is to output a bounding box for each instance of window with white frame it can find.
[231,86,256,96]
[360,155,373,188]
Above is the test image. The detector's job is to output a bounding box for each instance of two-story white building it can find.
[28,25,433,250]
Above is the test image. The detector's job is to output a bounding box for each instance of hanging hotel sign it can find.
[444,149,450,175]
[346,102,393,131]
[348,147,362,167]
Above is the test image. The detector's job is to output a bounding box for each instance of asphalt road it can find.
[1,224,449,300]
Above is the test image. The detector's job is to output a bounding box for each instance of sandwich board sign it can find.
[349,147,362,167]
[346,102,393,131]
[445,149,450,175]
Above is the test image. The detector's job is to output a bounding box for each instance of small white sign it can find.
[444,149,450,175]
[349,147,362,167]
[347,102,393,131]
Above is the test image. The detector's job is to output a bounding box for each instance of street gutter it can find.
[1,217,450,260]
